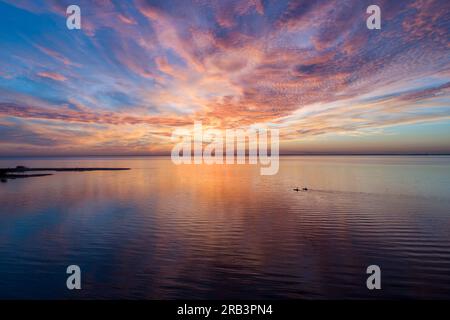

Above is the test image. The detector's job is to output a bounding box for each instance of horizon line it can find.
[1,153,450,158]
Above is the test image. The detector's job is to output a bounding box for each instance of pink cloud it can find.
[37,72,67,81]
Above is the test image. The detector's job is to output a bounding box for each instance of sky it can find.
[0,0,449,156]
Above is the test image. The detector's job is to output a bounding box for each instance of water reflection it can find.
[0,156,449,299]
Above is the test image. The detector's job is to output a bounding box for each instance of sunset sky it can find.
[0,0,449,156]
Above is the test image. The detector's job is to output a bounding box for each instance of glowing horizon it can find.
[0,0,449,156]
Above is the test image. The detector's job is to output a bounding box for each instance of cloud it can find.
[0,102,192,127]
[0,0,449,154]
[34,45,78,67]
[36,72,67,81]
[277,81,450,139]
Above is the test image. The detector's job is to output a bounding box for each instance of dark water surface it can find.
[0,156,449,299]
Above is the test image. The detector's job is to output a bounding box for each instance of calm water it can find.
[0,156,449,299]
